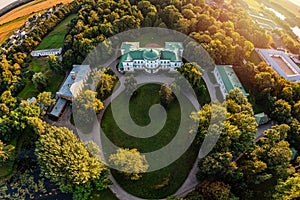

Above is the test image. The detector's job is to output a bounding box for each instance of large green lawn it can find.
[101,84,202,199]
[36,14,76,50]
[17,57,64,99]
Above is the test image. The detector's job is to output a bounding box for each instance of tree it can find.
[254,125,292,178]
[35,124,109,198]
[109,148,149,180]
[47,54,63,73]
[113,15,141,33]
[177,62,203,93]
[159,84,174,108]
[293,100,300,121]
[197,180,231,200]
[271,99,292,124]
[0,90,16,108]
[32,72,48,91]
[0,140,14,164]
[94,70,117,100]
[193,89,256,156]
[273,172,300,200]
[73,90,104,133]
[197,152,240,182]
[84,141,101,162]
[288,119,300,151]
[37,92,55,107]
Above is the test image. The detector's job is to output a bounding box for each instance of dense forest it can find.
[0,0,299,199]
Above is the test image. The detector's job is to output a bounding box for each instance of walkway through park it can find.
[47,59,273,200]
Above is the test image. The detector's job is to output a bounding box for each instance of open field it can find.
[0,0,73,25]
[0,14,32,43]
[36,14,76,49]
[101,84,202,198]
[0,0,73,43]
[242,0,300,26]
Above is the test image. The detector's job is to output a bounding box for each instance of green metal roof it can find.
[118,42,183,69]
[143,49,159,60]
[161,50,177,61]
[216,65,249,97]
[254,112,270,125]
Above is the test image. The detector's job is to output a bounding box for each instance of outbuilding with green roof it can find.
[214,65,249,99]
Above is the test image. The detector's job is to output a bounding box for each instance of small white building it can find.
[31,48,62,57]
[118,42,183,73]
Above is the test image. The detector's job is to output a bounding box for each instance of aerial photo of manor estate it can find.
[0,0,300,200]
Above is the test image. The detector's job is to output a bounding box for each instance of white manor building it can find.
[118,42,183,73]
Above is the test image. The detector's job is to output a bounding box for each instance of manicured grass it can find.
[101,84,202,198]
[18,57,65,99]
[36,14,76,50]
[134,32,178,47]
[90,189,118,200]
[17,79,39,99]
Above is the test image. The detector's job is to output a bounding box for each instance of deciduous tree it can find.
[109,148,149,180]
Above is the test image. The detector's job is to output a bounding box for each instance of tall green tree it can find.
[273,173,300,200]
[37,92,55,107]
[94,69,117,100]
[197,180,231,200]
[159,83,174,108]
[0,140,14,164]
[35,124,109,199]
[73,90,104,133]
[109,148,149,180]
[32,72,48,91]
[271,99,292,124]
[47,54,63,73]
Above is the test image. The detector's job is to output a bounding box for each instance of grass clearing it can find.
[36,14,76,49]
[133,32,179,47]
[18,57,65,99]
[101,84,203,198]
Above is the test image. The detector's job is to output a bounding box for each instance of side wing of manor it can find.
[214,65,249,100]
[49,65,91,118]
[118,42,183,73]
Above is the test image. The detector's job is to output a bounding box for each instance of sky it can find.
[0,0,18,10]
[288,0,300,6]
